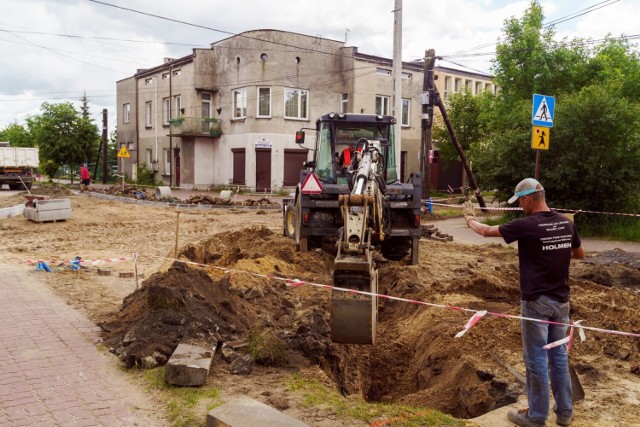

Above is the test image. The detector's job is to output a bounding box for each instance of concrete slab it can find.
[24,198,72,222]
[165,342,216,386]
[207,395,309,427]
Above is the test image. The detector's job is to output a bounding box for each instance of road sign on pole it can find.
[532,94,555,127]
[532,126,550,150]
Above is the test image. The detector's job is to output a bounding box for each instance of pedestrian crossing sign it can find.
[532,126,550,150]
[532,94,555,128]
[117,146,130,158]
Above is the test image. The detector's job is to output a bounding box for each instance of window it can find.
[201,92,211,132]
[145,101,152,127]
[402,72,412,79]
[162,73,169,80]
[465,80,472,91]
[173,69,181,76]
[401,98,410,126]
[123,103,131,123]
[375,95,390,115]
[485,83,492,92]
[174,95,182,117]
[341,93,349,114]
[162,98,170,125]
[257,87,271,117]
[444,76,451,99]
[145,78,153,85]
[376,68,391,76]
[233,88,247,119]
[455,78,462,93]
[475,81,482,95]
[284,87,308,119]
[164,148,171,175]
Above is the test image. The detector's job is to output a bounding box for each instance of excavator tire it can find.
[381,237,412,261]
[284,202,296,239]
[294,192,308,252]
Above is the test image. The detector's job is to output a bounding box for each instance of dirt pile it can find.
[93,184,280,207]
[100,226,640,421]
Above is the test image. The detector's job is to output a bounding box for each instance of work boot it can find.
[556,415,572,426]
[507,408,547,427]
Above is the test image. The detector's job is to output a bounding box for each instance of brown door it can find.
[283,149,307,186]
[232,148,246,185]
[174,147,180,186]
[255,148,271,192]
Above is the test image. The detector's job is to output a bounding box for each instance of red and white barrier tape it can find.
[27,256,133,266]
[143,254,640,341]
[431,201,640,218]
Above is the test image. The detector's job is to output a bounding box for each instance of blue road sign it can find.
[532,94,555,128]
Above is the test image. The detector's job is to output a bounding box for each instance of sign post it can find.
[531,94,555,179]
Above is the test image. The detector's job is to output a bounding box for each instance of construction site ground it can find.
[0,185,639,427]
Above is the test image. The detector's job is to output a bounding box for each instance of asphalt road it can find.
[433,217,640,253]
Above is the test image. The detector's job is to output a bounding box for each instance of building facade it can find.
[116,29,495,191]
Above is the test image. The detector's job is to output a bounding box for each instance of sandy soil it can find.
[1,187,639,426]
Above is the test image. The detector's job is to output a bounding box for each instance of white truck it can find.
[0,142,39,190]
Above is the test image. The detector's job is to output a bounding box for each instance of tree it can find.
[492,1,589,101]
[27,102,100,179]
[468,0,640,217]
[0,123,34,147]
[433,90,488,162]
[545,85,640,213]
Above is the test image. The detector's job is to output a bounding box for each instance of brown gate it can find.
[283,149,307,186]
[232,148,245,185]
[255,148,271,192]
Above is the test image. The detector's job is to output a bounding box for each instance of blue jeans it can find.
[521,295,573,423]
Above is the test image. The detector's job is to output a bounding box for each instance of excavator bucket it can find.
[331,254,378,344]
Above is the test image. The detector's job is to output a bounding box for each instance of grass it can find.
[287,373,465,427]
[141,367,221,427]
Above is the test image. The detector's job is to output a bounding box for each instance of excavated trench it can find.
[100,226,640,420]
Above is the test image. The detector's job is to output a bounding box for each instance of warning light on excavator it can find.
[295,131,305,144]
[414,214,421,227]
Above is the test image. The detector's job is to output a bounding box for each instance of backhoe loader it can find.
[283,113,422,344]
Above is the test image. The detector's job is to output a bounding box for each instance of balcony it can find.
[167,117,222,138]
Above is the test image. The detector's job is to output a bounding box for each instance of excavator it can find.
[283,113,422,344]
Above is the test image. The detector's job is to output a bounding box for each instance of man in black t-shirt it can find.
[464,178,584,427]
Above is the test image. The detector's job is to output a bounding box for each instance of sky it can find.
[0,0,637,131]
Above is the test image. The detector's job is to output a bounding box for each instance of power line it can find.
[88,0,349,58]
[543,0,621,28]
[432,0,624,65]
[0,28,207,48]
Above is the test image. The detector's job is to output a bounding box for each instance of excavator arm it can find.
[331,139,386,344]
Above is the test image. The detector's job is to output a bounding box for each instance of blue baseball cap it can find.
[508,178,544,204]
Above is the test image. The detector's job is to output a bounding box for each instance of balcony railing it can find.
[168,117,222,137]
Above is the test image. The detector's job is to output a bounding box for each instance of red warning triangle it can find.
[300,173,323,194]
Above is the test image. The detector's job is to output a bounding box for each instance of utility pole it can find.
[420,49,436,199]
[392,0,402,178]
[101,109,108,184]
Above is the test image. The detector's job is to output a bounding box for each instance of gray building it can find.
[116,29,495,191]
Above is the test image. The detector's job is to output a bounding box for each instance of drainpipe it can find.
[135,75,139,175]
[169,64,173,186]
[154,75,159,165]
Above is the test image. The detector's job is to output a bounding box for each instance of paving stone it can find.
[165,342,216,386]
[206,395,309,427]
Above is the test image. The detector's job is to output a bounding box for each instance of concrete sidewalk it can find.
[0,264,163,427]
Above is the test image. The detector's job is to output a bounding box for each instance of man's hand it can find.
[462,200,476,227]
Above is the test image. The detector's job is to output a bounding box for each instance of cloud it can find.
[0,0,638,129]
